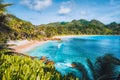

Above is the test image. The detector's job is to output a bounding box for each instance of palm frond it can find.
[0,3,12,14]
[72,62,90,80]
[95,54,117,79]
[104,54,120,65]
[87,58,97,80]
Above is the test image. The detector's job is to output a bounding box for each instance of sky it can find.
[4,0,120,25]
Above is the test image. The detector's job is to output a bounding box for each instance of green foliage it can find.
[87,59,97,80]
[0,53,78,80]
[0,14,36,41]
[36,19,115,36]
[95,54,120,80]
[0,0,119,42]
[72,54,120,80]
[0,54,60,80]
[0,0,12,15]
[0,48,11,56]
[72,62,90,80]
[0,13,119,42]
[107,22,120,35]
[0,0,120,80]
[62,73,79,80]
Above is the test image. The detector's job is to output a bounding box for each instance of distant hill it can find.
[0,14,120,42]
[107,22,120,35]
[37,19,120,36]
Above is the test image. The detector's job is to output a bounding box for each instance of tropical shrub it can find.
[0,54,79,80]
[0,54,61,80]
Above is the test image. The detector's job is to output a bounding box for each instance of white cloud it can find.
[98,10,120,23]
[58,6,71,15]
[20,0,52,11]
[58,0,74,15]
[80,11,86,15]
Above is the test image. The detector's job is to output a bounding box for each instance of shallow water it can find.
[27,35,120,77]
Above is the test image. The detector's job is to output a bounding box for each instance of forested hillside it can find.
[0,1,120,80]
[0,14,35,41]
[1,13,120,43]
[107,22,120,35]
[0,0,120,42]
[37,19,113,37]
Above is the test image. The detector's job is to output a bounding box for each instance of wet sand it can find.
[7,40,48,54]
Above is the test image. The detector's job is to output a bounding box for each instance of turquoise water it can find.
[28,35,120,77]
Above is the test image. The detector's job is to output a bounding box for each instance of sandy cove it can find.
[7,37,61,54]
[53,35,115,38]
[53,35,92,38]
[7,35,104,54]
[7,40,48,54]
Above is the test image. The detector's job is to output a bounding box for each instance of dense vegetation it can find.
[72,54,120,80]
[0,50,78,80]
[0,54,60,80]
[1,13,120,42]
[0,6,120,42]
[0,49,120,80]
[0,0,120,80]
[107,22,120,35]
[37,19,112,37]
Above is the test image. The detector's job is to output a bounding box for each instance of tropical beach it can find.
[7,37,62,54]
[7,35,95,54]
[7,40,48,53]
[53,35,109,38]
[7,35,120,54]
[0,0,120,80]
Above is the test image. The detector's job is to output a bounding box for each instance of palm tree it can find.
[87,59,97,80]
[94,54,117,80]
[71,62,90,80]
[72,54,120,80]
[0,0,12,46]
[0,0,12,24]
[0,0,12,15]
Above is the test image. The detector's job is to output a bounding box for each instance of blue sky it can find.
[4,0,120,25]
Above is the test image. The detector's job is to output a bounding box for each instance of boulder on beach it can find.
[51,38,61,41]
[40,56,55,65]
[40,56,47,63]
[40,59,46,63]
[46,60,55,65]
[40,56,47,60]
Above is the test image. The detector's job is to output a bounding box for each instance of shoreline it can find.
[53,35,120,38]
[7,35,119,54]
[8,40,49,54]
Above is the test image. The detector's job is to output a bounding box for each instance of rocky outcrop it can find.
[51,38,61,41]
[40,56,55,65]
[46,60,55,65]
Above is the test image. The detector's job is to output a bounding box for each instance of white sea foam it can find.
[65,63,72,67]
[55,62,72,68]
[58,43,62,49]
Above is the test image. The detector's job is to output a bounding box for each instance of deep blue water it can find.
[27,36,120,77]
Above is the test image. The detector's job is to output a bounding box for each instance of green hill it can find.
[1,0,120,42]
[1,14,120,42]
[37,19,118,37]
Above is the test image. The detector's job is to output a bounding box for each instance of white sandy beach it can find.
[7,40,48,54]
[7,35,115,54]
[7,36,79,54]
[53,35,96,38]
[53,35,116,38]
